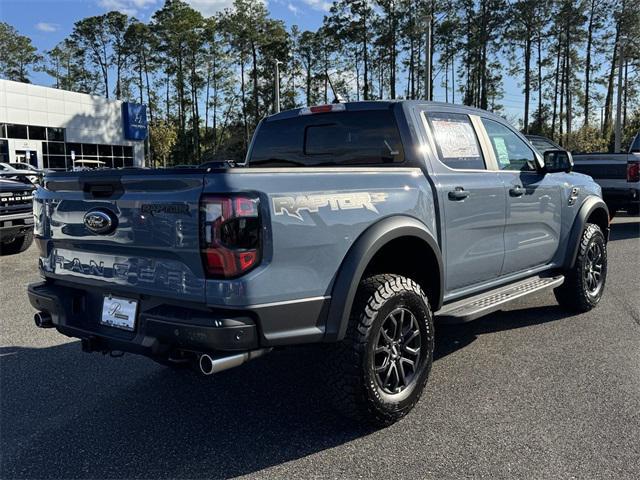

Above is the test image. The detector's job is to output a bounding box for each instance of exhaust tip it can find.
[34,312,53,329]
[198,354,215,376]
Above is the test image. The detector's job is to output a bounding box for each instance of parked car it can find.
[0,162,41,184]
[28,101,609,426]
[0,178,35,255]
[526,134,563,154]
[72,159,106,171]
[571,133,640,215]
[9,161,43,173]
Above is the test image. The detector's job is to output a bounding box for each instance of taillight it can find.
[299,103,346,115]
[627,160,639,182]
[201,195,261,278]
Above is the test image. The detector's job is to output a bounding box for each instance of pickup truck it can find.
[28,101,609,426]
[571,133,639,215]
[0,178,34,255]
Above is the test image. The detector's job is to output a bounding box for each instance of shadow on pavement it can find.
[434,305,576,360]
[609,216,640,241]
[0,342,373,479]
[1,304,574,479]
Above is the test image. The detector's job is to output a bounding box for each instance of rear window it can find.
[248,109,404,167]
[631,133,640,153]
[426,112,485,170]
[528,137,557,153]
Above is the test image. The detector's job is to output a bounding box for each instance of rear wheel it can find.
[0,230,33,255]
[326,274,434,426]
[554,223,607,312]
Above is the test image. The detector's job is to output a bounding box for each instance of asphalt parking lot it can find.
[1,216,638,479]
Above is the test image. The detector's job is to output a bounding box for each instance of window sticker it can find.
[431,119,480,159]
[493,137,510,166]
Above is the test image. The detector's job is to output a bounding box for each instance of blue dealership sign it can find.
[122,102,148,140]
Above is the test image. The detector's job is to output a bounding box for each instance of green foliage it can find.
[622,110,640,151]
[562,126,608,153]
[149,121,177,167]
[0,22,41,82]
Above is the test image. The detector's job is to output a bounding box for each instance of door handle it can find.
[509,186,525,197]
[448,187,470,201]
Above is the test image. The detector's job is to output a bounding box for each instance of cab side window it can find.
[482,118,538,172]
[426,113,485,170]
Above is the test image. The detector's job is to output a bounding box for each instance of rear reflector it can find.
[201,195,261,278]
[299,103,346,115]
[627,160,639,182]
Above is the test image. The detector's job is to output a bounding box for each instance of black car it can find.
[0,178,35,255]
[525,134,563,154]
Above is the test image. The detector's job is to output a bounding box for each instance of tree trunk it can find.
[212,59,219,152]
[137,59,144,105]
[355,50,360,101]
[551,41,561,140]
[523,36,531,133]
[306,57,312,106]
[240,58,248,152]
[389,3,396,99]
[584,0,596,126]
[165,72,170,122]
[251,40,259,126]
[564,28,571,137]
[603,25,620,136]
[177,53,186,152]
[101,42,109,99]
[623,58,628,129]
[362,9,369,101]
[537,34,542,129]
[324,48,328,104]
[451,52,455,104]
[204,61,211,148]
[559,52,565,141]
[192,61,200,161]
[143,50,152,166]
[115,54,122,99]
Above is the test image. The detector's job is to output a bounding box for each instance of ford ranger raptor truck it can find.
[28,101,609,426]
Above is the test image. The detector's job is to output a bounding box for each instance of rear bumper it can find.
[27,281,259,357]
[602,187,639,207]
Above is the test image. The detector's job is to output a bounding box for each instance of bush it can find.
[561,126,608,153]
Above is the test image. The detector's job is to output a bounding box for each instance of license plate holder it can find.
[100,296,138,331]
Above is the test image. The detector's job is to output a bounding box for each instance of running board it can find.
[436,275,565,324]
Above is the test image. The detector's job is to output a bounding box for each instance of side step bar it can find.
[436,275,565,324]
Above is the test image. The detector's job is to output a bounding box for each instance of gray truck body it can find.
[28,101,608,358]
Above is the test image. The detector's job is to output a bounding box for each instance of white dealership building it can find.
[0,79,146,170]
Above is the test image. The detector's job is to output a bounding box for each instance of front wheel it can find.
[554,223,607,312]
[326,274,434,426]
[0,230,33,255]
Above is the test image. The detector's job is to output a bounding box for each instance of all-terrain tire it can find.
[325,274,434,427]
[554,223,607,312]
[0,230,33,255]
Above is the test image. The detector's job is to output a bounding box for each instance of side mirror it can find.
[543,149,573,173]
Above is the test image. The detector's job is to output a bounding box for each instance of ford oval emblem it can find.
[84,209,116,235]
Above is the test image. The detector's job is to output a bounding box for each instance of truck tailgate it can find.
[35,171,206,303]
[572,154,628,179]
